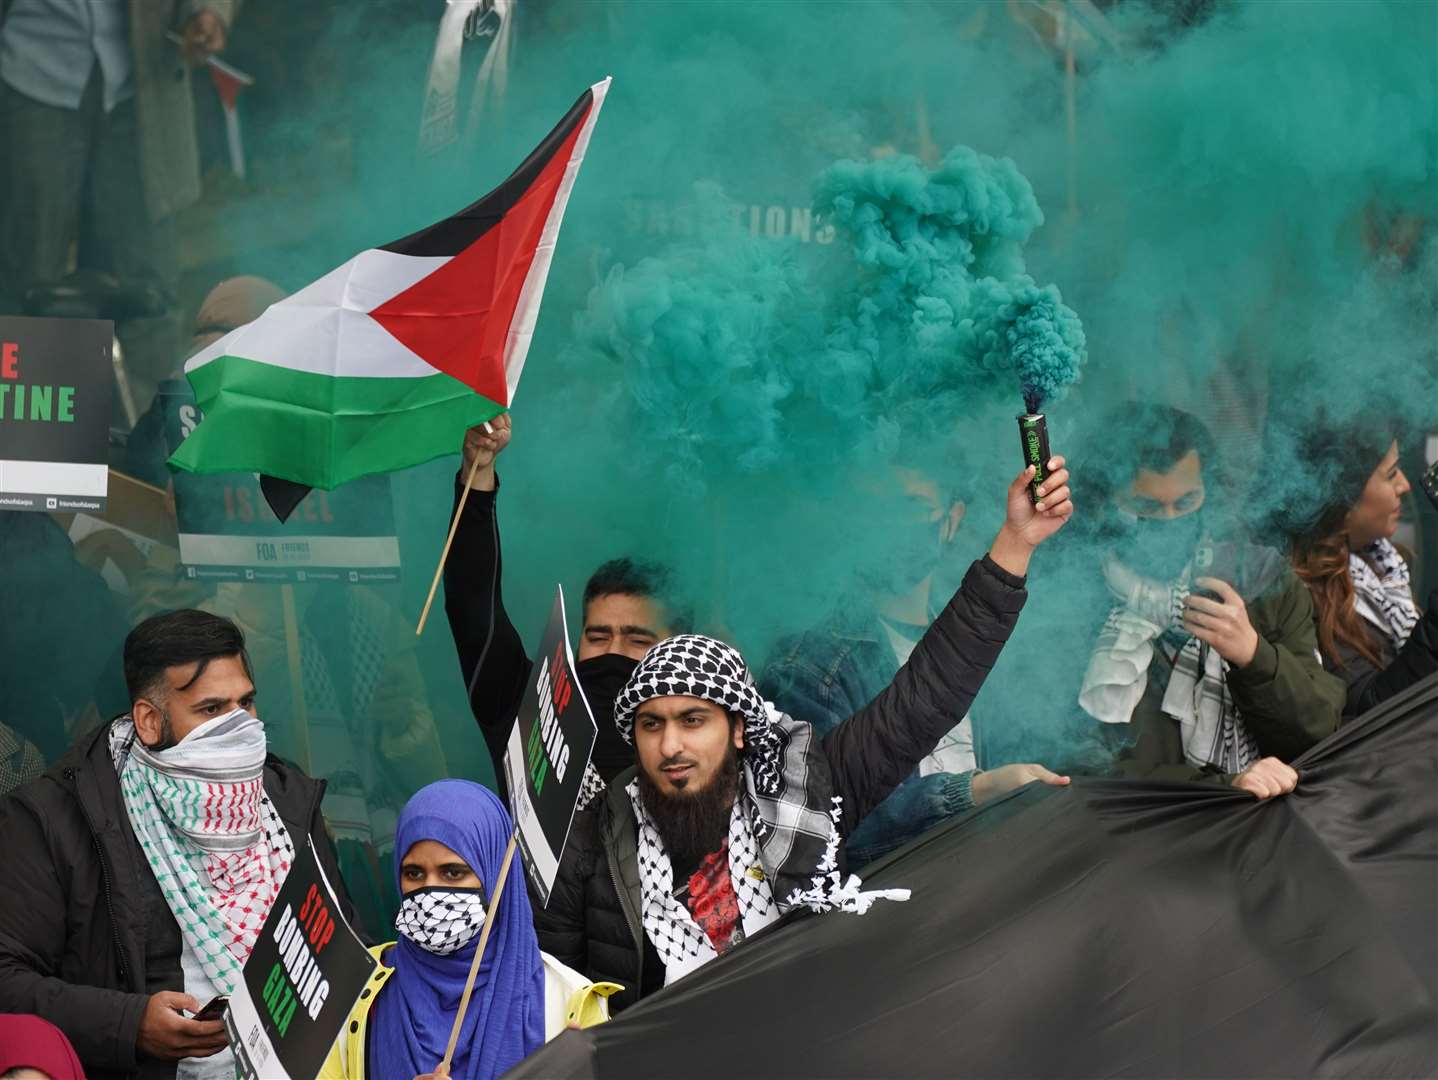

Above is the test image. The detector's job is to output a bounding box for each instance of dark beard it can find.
[636,744,741,872]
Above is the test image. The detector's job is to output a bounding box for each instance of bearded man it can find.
[0,610,356,1080]
[536,458,1075,1011]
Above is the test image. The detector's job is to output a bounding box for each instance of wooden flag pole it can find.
[436,832,520,1077]
[416,447,485,636]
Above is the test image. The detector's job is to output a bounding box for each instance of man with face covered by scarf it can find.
[1077,404,1345,799]
[536,458,1075,1011]
[0,610,357,1080]
[444,417,689,798]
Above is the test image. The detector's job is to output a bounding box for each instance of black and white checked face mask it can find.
[394,886,487,956]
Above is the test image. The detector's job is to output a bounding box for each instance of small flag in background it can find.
[169,78,612,522]
[206,56,255,178]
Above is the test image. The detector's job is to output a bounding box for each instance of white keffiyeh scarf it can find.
[1081,598,1259,774]
[1351,538,1419,650]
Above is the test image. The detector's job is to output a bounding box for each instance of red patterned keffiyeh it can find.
[113,708,293,995]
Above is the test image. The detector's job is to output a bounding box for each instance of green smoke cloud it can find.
[143,0,1438,779]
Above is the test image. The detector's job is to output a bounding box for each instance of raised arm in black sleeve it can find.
[442,474,532,790]
[821,554,1028,833]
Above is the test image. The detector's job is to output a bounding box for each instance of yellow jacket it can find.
[319,944,619,1080]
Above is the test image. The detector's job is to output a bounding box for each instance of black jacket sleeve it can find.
[821,555,1027,833]
[533,811,595,973]
[1343,587,1438,719]
[0,793,147,1073]
[442,475,533,787]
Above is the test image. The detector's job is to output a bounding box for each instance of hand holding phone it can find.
[192,995,229,1022]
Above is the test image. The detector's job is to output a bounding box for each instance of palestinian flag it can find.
[170,77,611,521]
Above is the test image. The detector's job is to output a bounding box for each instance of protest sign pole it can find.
[415,436,486,636]
[437,831,520,1077]
[279,584,312,773]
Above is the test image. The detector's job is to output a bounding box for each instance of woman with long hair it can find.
[1290,428,1437,718]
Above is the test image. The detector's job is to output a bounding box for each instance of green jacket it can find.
[1117,568,1346,783]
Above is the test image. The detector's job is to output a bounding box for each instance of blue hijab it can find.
[371,781,545,1080]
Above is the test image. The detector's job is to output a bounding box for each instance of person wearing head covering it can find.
[533,460,1075,1011]
[320,781,615,1080]
[0,1014,86,1080]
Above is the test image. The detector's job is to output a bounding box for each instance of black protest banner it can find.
[0,316,113,512]
[224,838,375,1080]
[502,585,598,906]
[159,386,400,583]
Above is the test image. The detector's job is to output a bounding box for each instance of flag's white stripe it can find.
[503,76,611,403]
[185,249,450,379]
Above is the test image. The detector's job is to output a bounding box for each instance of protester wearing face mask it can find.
[0,611,356,1080]
[1078,405,1344,799]
[444,416,690,798]
[761,463,1068,868]
[1290,422,1437,719]
[320,781,611,1080]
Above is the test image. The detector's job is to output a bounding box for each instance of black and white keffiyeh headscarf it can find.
[613,635,909,980]
[1351,538,1419,649]
[394,887,487,956]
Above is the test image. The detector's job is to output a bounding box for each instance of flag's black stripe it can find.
[260,474,312,525]
[380,87,595,258]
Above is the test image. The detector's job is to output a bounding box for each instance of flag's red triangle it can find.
[369,100,593,406]
[207,58,252,109]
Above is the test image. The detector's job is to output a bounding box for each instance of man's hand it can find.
[971,763,1070,807]
[137,991,228,1060]
[1231,756,1298,800]
[180,9,228,63]
[460,413,511,493]
[1183,578,1260,667]
[989,456,1073,577]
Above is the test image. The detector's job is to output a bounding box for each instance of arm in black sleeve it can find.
[532,812,594,974]
[442,474,533,786]
[821,555,1027,832]
[0,795,147,1072]
[1345,587,1438,719]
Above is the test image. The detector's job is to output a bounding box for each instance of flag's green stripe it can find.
[169,354,505,490]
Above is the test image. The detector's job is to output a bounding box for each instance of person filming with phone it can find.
[1076,405,1345,799]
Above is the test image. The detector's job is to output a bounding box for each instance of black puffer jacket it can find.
[1333,586,1438,720]
[534,554,1028,1012]
[0,721,358,1080]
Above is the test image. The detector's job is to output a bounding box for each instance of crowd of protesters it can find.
[0,400,1433,1078]
[0,5,1435,1080]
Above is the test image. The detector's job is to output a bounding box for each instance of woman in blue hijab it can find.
[321,780,546,1080]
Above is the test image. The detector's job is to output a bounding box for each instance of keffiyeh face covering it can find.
[395,886,488,956]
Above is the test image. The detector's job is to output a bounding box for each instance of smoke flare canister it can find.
[1017,414,1051,504]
